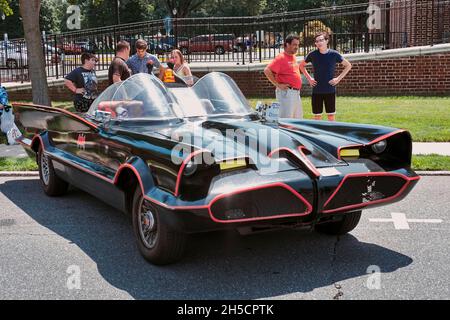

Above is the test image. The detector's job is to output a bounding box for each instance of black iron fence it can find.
[1,0,449,83]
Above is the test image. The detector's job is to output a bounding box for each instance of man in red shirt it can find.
[264,34,303,119]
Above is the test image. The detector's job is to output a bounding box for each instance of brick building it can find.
[370,0,450,48]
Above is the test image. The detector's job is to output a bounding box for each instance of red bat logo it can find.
[77,134,86,149]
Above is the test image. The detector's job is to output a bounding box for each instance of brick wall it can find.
[208,50,450,97]
[7,48,450,101]
[370,0,450,47]
[334,52,450,95]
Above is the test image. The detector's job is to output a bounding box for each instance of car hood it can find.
[121,117,346,174]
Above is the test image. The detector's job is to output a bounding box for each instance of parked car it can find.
[13,72,419,265]
[57,43,83,55]
[74,40,98,53]
[0,45,28,68]
[43,44,62,64]
[159,35,189,47]
[178,34,236,55]
[43,44,61,55]
[144,37,173,55]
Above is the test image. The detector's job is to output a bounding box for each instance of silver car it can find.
[0,45,28,69]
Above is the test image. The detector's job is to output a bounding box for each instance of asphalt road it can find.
[0,176,448,300]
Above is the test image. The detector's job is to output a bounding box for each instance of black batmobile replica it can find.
[13,72,420,265]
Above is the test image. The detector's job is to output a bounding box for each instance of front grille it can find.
[210,185,310,222]
[324,174,407,213]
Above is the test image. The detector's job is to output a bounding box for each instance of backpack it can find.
[0,86,8,108]
[0,86,21,144]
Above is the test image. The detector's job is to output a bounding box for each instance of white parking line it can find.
[369,212,443,230]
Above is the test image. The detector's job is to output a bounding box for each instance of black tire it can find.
[315,211,362,235]
[37,146,69,196]
[131,187,186,265]
[6,59,18,69]
[214,46,225,55]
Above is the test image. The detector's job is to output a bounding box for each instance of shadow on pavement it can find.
[1,178,413,299]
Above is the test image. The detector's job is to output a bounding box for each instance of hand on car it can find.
[329,78,340,86]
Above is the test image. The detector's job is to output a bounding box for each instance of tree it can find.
[161,0,208,18]
[0,1,23,39]
[299,20,333,46]
[19,0,50,106]
[201,0,267,17]
[0,0,13,17]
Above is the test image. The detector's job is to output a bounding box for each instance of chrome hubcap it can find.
[138,198,158,249]
[40,153,50,186]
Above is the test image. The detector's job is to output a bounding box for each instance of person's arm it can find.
[183,64,194,86]
[299,60,317,87]
[183,64,192,77]
[329,58,352,86]
[158,65,165,80]
[111,61,124,83]
[263,66,289,90]
[64,79,85,94]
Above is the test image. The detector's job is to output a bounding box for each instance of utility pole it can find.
[116,0,120,25]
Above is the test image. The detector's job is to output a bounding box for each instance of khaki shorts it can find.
[276,88,303,119]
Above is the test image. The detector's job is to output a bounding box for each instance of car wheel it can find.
[180,47,189,55]
[6,59,18,69]
[214,46,225,55]
[38,146,69,196]
[131,187,186,265]
[315,211,362,235]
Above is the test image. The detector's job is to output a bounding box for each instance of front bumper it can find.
[144,159,419,233]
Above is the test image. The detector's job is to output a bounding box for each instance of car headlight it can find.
[183,160,197,176]
[372,140,387,154]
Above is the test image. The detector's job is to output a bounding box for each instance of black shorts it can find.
[74,98,95,113]
[312,93,336,115]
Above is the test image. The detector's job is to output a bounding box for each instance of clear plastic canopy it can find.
[88,73,177,120]
[88,72,254,120]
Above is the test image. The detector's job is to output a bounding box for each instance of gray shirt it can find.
[126,53,161,75]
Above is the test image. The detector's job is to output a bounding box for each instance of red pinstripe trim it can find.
[322,172,420,214]
[29,135,313,222]
[12,103,98,130]
[297,146,321,178]
[48,151,112,183]
[113,163,146,196]
[268,147,321,178]
[208,182,313,224]
[337,129,406,160]
[174,149,208,197]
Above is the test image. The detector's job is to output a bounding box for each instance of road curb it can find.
[416,171,450,176]
[1,171,450,177]
[0,171,39,177]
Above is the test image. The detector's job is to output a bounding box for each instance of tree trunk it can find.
[19,0,51,106]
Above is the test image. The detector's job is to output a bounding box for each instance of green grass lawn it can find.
[0,157,38,171]
[1,96,449,171]
[5,96,450,142]
[0,155,448,172]
[249,96,450,142]
[412,154,450,171]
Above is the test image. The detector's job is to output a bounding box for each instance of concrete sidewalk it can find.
[1,142,449,158]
